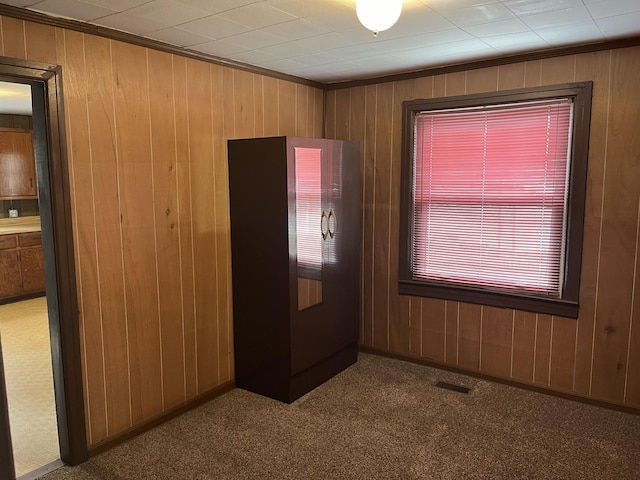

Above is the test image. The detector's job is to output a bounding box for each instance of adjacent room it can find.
[0,1,638,479]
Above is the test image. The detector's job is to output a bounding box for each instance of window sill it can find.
[398,280,578,318]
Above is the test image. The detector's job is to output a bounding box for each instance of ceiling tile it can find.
[194,39,250,57]
[266,0,348,20]
[440,3,516,27]
[426,0,501,12]
[31,0,116,21]
[464,18,531,37]
[145,27,214,47]
[1,0,42,6]
[504,0,583,15]
[93,11,167,35]
[586,0,640,19]
[535,21,603,44]
[179,15,250,40]
[229,50,280,65]
[260,41,318,58]
[412,29,475,47]
[326,43,380,60]
[262,18,332,40]
[171,0,261,15]
[124,0,210,27]
[288,51,341,67]
[435,38,495,55]
[219,3,297,29]
[224,29,285,49]
[80,0,148,10]
[520,5,593,30]
[482,31,547,48]
[596,11,640,38]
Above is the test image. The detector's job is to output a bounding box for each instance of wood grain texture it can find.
[573,50,611,395]
[534,314,552,385]
[481,307,512,377]
[62,29,106,445]
[341,44,640,411]
[421,298,445,362]
[2,17,326,448]
[147,48,184,410]
[590,47,640,402]
[372,82,393,350]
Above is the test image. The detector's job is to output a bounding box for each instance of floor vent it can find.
[435,381,471,394]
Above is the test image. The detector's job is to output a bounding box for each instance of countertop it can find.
[0,216,41,235]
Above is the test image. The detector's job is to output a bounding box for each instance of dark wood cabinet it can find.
[228,136,360,403]
[0,129,37,199]
[0,231,45,302]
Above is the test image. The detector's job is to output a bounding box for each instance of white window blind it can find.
[295,147,322,268]
[412,98,574,296]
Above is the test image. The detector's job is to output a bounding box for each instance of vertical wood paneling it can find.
[112,41,162,423]
[445,71,466,96]
[421,298,445,362]
[481,307,512,377]
[534,314,552,385]
[590,47,640,402]
[214,64,232,384]
[512,311,536,382]
[278,80,296,135]
[2,17,26,59]
[372,82,394,350]
[186,58,218,394]
[445,301,458,364]
[362,84,376,346]
[389,80,414,355]
[497,63,525,90]
[550,316,577,390]
[9,17,327,447]
[24,22,56,63]
[465,67,498,94]
[458,303,481,370]
[63,29,106,444]
[172,55,197,401]
[263,76,278,136]
[573,50,611,395]
[409,298,421,356]
[324,90,336,140]
[147,49,184,410]
[84,35,130,435]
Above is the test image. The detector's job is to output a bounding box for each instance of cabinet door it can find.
[0,130,37,199]
[20,246,45,294]
[0,250,22,299]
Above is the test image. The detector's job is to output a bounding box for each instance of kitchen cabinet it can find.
[0,128,37,199]
[0,231,45,301]
[228,136,360,403]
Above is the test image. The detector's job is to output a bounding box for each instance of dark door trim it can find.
[0,56,88,465]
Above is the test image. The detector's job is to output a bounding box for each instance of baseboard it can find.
[359,346,640,416]
[88,381,235,456]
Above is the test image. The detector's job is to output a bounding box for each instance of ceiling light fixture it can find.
[356,0,403,37]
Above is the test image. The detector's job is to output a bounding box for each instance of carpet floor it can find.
[44,353,639,480]
[0,296,60,478]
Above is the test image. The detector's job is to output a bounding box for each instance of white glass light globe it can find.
[356,0,403,34]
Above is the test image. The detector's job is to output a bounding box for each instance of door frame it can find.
[0,55,88,467]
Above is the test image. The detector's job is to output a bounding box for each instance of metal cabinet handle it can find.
[328,209,336,239]
[321,210,329,240]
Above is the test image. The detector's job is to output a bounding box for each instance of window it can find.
[399,83,593,318]
[295,147,322,279]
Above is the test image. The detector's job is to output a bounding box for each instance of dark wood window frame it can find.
[399,82,593,318]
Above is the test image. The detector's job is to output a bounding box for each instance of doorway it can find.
[0,57,87,480]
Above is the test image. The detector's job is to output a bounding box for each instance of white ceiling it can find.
[2,0,640,83]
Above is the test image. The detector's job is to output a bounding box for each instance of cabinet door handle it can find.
[321,210,329,240]
[328,209,337,239]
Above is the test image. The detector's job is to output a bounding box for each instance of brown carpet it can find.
[43,353,639,480]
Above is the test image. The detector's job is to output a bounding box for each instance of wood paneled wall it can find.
[0,16,324,446]
[326,46,640,410]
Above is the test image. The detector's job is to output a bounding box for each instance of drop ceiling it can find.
[2,0,639,84]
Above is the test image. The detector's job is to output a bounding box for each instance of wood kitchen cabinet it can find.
[0,128,38,199]
[228,136,360,403]
[0,231,45,302]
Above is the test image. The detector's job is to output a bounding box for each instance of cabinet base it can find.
[236,343,358,404]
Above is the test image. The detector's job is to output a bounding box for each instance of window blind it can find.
[295,147,322,267]
[412,99,573,296]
